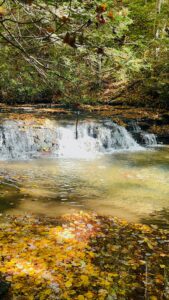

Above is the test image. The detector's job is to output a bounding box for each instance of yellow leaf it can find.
[88,251,95,258]
[160,264,165,268]
[44,289,51,295]
[27,296,34,300]
[85,291,94,299]
[0,6,6,15]
[78,296,85,300]
[111,273,118,277]
[80,275,89,285]
[65,281,72,288]
[14,283,23,289]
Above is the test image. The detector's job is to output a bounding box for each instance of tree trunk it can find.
[156,0,162,14]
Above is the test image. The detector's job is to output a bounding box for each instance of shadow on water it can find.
[0,184,21,213]
[141,208,169,229]
[0,170,106,217]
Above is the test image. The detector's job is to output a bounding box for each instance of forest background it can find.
[0,0,168,107]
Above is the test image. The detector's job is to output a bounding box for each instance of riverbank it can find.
[0,212,169,300]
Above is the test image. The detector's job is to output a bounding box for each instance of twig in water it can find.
[75,111,79,139]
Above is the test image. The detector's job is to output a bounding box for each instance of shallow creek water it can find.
[0,113,169,226]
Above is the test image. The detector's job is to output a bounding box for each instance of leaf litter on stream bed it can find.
[0,212,169,300]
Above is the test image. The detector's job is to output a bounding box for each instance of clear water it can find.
[0,115,168,226]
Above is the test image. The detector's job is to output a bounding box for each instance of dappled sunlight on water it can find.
[0,147,169,224]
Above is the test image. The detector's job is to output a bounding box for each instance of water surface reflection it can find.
[0,147,169,226]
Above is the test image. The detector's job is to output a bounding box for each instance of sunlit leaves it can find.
[0,6,7,16]
[0,212,168,299]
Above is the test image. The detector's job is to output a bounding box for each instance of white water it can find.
[0,119,157,160]
[142,133,157,146]
[129,121,157,146]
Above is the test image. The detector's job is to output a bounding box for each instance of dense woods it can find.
[0,0,168,106]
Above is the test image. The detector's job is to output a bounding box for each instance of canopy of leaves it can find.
[0,0,168,105]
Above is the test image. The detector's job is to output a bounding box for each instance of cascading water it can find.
[128,121,157,147]
[142,133,157,146]
[0,119,156,160]
[56,121,142,158]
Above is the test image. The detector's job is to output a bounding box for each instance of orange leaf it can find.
[107,10,114,19]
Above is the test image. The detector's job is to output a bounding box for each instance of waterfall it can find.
[141,133,157,146]
[0,119,156,160]
[128,121,157,147]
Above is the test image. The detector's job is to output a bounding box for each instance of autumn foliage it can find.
[0,212,169,299]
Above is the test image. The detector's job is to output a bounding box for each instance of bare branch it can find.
[0,0,6,5]
[0,17,45,25]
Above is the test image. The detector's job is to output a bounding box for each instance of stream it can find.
[0,112,169,227]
